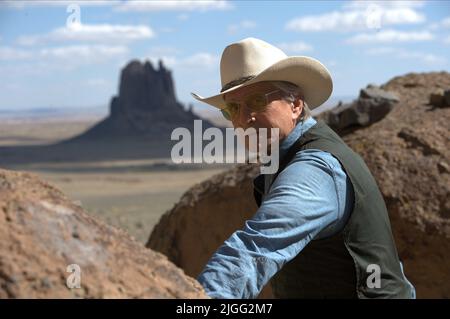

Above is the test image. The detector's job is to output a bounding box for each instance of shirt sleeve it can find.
[197,149,350,299]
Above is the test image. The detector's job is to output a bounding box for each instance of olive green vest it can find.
[253,120,413,298]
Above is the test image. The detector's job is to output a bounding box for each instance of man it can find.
[191,38,415,299]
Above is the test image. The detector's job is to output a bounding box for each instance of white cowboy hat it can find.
[191,37,333,110]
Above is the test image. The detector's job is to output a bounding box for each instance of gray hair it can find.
[269,81,311,122]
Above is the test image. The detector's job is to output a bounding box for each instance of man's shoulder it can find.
[289,148,344,173]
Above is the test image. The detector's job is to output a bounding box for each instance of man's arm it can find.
[197,149,354,299]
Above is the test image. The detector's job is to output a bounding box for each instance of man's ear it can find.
[292,98,303,120]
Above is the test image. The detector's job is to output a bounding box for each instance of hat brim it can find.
[191,56,333,111]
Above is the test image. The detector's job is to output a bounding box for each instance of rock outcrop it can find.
[429,88,450,108]
[68,60,214,142]
[0,169,207,298]
[318,84,399,135]
[0,60,218,165]
[343,72,450,298]
[147,72,450,298]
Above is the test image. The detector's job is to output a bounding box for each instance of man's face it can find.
[223,82,302,146]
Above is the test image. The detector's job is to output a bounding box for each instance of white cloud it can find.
[428,16,450,30]
[276,41,314,54]
[39,45,128,61]
[1,1,120,9]
[286,1,425,32]
[182,53,218,67]
[403,53,445,65]
[343,1,426,10]
[365,47,446,65]
[0,44,128,66]
[115,0,232,12]
[347,29,434,44]
[0,46,32,60]
[16,23,154,46]
[146,52,219,70]
[227,20,257,34]
[0,44,129,78]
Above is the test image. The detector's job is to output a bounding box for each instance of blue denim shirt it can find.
[197,117,415,299]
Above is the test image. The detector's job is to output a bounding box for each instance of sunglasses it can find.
[221,89,280,121]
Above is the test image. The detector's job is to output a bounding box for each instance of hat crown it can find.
[220,37,287,89]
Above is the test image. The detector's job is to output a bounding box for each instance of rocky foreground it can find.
[0,169,207,298]
[148,72,450,298]
[1,72,448,299]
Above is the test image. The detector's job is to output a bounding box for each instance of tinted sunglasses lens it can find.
[246,93,267,111]
[223,102,239,120]
[221,108,231,120]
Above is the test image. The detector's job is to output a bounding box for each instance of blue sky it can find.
[0,0,449,113]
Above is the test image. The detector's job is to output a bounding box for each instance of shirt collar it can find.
[279,117,317,160]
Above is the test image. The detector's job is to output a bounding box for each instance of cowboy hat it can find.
[191,37,333,110]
